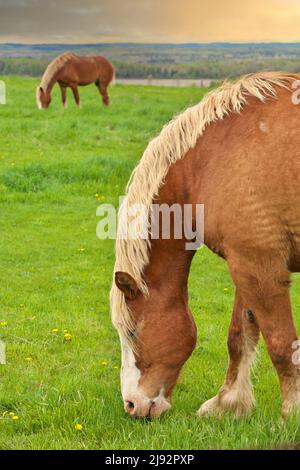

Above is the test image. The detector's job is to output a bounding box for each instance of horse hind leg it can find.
[198,290,259,417]
[96,80,109,106]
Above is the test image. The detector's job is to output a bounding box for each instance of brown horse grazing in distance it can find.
[110,72,300,419]
[36,52,114,109]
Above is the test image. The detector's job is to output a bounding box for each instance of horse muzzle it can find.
[124,393,171,418]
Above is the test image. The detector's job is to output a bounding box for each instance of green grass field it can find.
[0,76,299,450]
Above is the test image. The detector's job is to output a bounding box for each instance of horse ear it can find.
[115,272,139,300]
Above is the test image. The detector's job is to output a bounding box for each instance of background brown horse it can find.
[36,52,115,109]
[111,72,300,419]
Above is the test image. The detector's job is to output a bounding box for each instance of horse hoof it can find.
[197,396,220,417]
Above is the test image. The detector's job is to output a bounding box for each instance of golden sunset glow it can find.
[1,0,300,43]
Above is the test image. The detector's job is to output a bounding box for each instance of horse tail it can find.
[111,65,116,85]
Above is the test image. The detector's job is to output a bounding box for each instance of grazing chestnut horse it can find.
[111,72,300,419]
[36,52,114,109]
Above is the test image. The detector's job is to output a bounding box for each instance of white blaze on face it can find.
[118,332,171,416]
[36,87,42,110]
[119,334,141,398]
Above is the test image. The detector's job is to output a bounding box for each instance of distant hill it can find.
[1,43,300,79]
[2,42,300,61]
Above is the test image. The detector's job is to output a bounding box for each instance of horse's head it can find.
[36,86,51,109]
[113,270,197,418]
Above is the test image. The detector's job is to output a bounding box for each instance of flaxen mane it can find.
[110,72,294,345]
[40,52,76,91]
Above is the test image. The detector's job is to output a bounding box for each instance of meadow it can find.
[0,76,299,450]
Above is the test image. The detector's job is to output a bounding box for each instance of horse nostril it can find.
[149,400,156,413]
[125,401,135,413]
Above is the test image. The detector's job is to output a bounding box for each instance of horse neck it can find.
[47,75,57,95]
[42,72,58,96]
[145,239,194,302]
[143,153,198,300]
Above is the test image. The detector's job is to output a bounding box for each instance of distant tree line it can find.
[1,57,300,79]
[0,58,49,77]
[114,58,300,79]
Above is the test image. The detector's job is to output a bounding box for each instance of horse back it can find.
[57,55,114,86]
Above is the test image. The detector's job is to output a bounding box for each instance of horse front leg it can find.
[198,290,259,417]
[229,256,299,418]
[59,84,67,109]
[254,288,299,417]
[70,85,80,108]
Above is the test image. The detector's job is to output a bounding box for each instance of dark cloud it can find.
[0,0,300,43]
[0,0,165,42]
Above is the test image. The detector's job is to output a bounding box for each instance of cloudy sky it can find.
[1,0,300,43]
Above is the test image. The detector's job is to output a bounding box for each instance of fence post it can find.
[0,80,6,105]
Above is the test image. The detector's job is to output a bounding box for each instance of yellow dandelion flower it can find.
[101,361,108,366]
[31,316,36,320]
[25,357,33,362]
[75,423,83,431]
[2,411,8,417]
[223,287,229,293]
[113,365,118,369]
[0,321,7,328]
[19,304,25,308]
[9,412,15,417]
[187,429,192,433]
[52,328,59,334]
[64,333,72,341]
[12,415,19,421]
